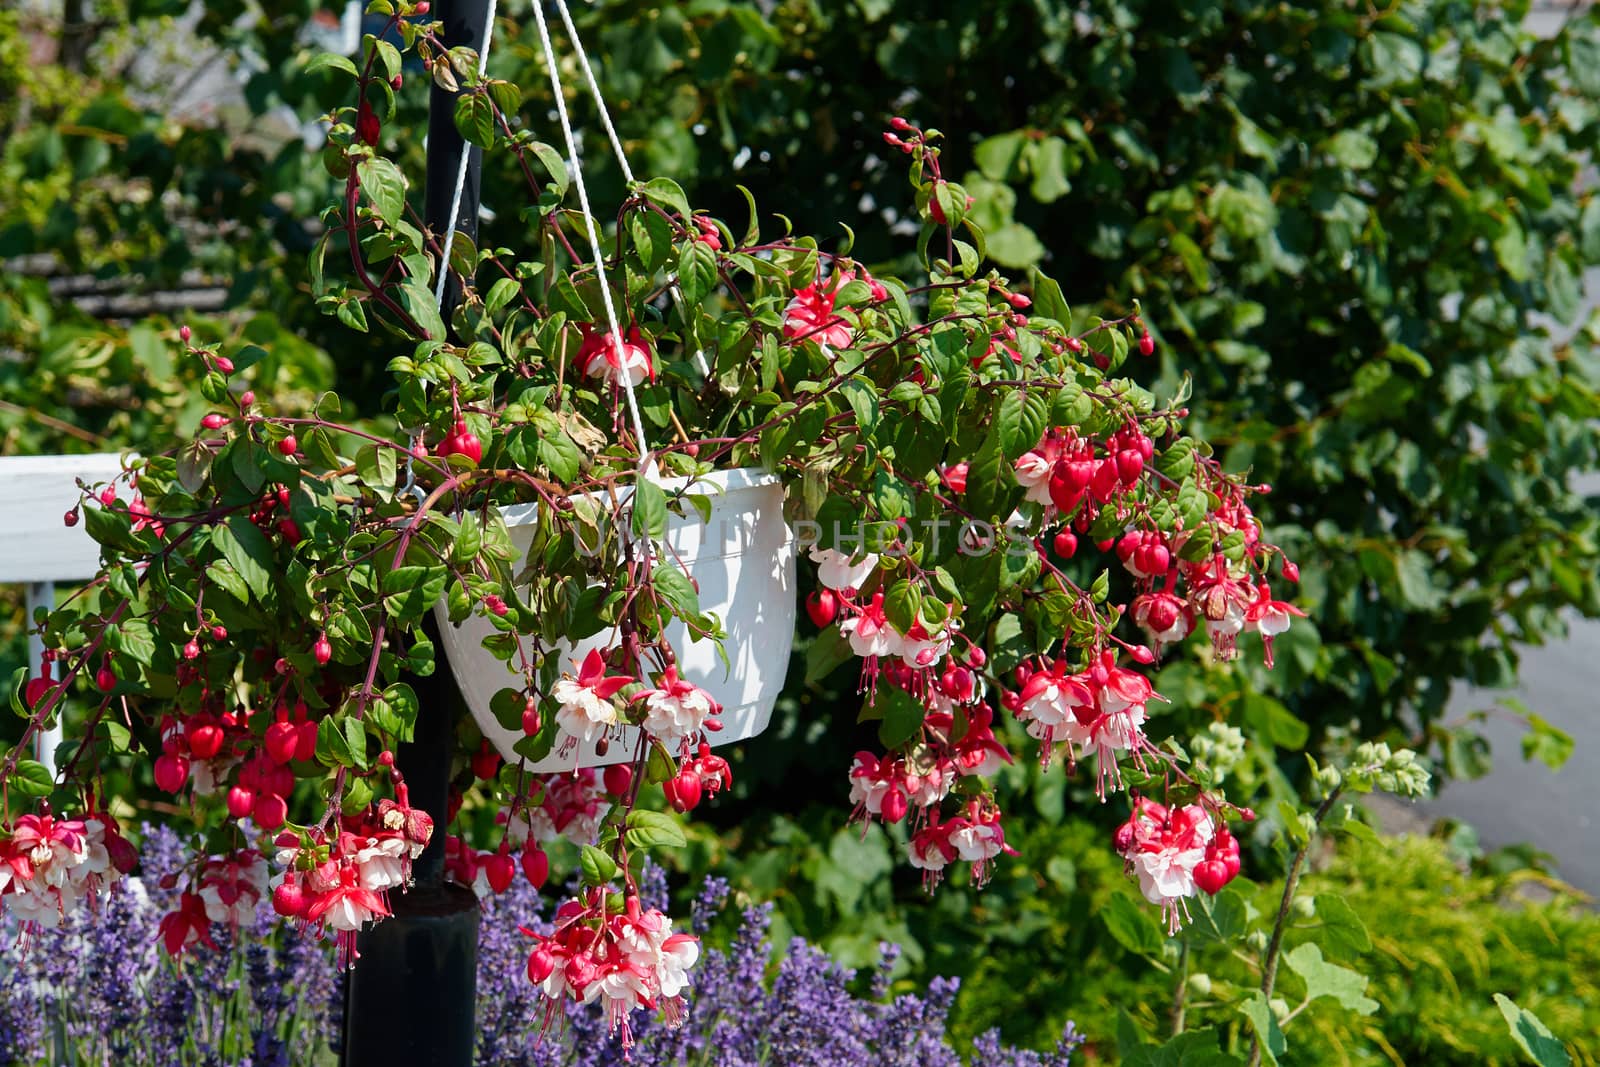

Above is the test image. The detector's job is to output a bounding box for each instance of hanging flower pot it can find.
[434,467,795,768]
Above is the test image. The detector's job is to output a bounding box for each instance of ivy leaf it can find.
[625,810,688,850]
[1283,942,1378,1015]
[356,158,406,227]
[1101,892,1165,957]
[214,516,276,604]
[1493,994,1572,1067]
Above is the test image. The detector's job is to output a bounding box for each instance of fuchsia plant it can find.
[2,4,1307,1047]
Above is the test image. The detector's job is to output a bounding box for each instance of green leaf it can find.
[305,52,359,78]
[875,686,926,748]
[579,844,619,886]
[380,683,420,744]
[1123,1028,1243,1067]
[1030,269,1071,326]
[355,443,398,491]
[381,565,449,622]
[9,666,29,719]
[805,626,854,683]
[1238,993,1286,1067]
[531,142,569,195]
[1187,887,1247,944]
[1493,994,1572,1067]
[677,239,719,305]
[455,92,496,147]
[1283,942,1378,1015]
[652,565,701,619]
[625,810,688,850]
[1521,713,1574,771]
[997,389,1049,460]
[632,479,669,541]
[12,758,55,797]
[1101,892,1165,957]
[640,177,692,221]
[214,516,276,603]
[538,431,582,482]
[1312,892,1373,959]
[356,158,407,226]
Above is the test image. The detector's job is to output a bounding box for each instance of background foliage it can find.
[3,0,1598,1061]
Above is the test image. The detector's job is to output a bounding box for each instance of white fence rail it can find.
[2,453,128,772]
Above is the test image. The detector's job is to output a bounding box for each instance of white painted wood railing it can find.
[1,453,128,773]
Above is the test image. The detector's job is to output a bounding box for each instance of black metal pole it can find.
[341,2,489,1063]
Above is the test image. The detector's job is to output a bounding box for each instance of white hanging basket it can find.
[432,468,796,769]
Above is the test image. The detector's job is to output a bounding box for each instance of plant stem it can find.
[1171,938,1190,1035]
[1245,786,1343,1067]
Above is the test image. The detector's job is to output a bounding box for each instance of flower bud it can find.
[603,763,633,797]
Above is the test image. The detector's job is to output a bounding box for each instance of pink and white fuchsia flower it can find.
[0,812,135,931]
[1113,798,1241,933]
[1246,582,1306,668]
[523,892,701,1049]
[839,591,902,660]
[637,666,721,749]
[577,323,655,388]
[553,649,635,746]
[809,545,879,592]
[198,850,270,928]
[504,769,609,848]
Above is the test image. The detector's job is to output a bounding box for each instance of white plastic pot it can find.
[432,467,796,770]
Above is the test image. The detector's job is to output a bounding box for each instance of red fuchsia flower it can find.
[128,495,165,538]
[982,334,1022,365]
[692,215,721,250]
[925,704,1014,778]
[946,799,1017,886]
[637,666,721,749]
[1114,798,1222,934]
[1245,582,1307,668]
[1186,560,1254,661]
[577,323,656,388]
[159,891,221,957]
[839,591,904,661]
[897,617,953,669]
[1116,529,1171,581]
[1132,589,1195,653]
[907,816,960,889]
[197,851,270,929]
[781,274,854,349]
[552,649,634,747]
[808,544,880,593]
[1013,430,1066,506]
[522,893,700,1048]
[504,770,608,847]
[306,864,392,966]
[940,461,969,495]
[1008,660,1095,756]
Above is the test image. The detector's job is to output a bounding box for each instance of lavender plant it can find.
[0,834,1077,1066]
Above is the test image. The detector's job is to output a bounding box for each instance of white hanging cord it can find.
[433,0,502,307]
[531,0,653,466]
[405,0,500,499]
[551,0,712,379]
